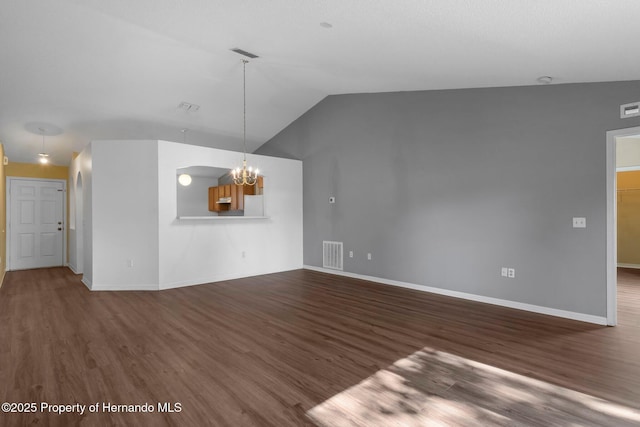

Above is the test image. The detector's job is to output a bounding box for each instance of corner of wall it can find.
[0,143,5,286]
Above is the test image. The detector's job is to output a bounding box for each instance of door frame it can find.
[6,177,67,271]
[606,125,640,326]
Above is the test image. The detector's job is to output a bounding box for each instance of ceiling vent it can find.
[620,102,640,119]
[177,102,200,112]
[230,48,259,59]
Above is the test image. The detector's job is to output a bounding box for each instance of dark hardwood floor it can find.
[0,267,639,426]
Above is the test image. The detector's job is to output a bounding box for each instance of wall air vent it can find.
[231,48,259,59]
[620,102,640,119]
[323,241,343,271]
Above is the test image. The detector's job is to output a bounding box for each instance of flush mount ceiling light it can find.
[232,59,259,186]
[320,22,333,28]
[537,76,553,84]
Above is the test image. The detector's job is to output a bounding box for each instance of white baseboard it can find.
[303,265,607,326]
[617,263,640,269]
[81,277,92,290]
[159,267,302,290]
[67,264,82,275]
[90,283,159,291]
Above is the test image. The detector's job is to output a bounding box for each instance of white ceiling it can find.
[1,0,640,165]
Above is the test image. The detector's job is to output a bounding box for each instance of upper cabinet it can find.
[209,183,255,212]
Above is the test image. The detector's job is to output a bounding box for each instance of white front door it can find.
[9,179,65,270]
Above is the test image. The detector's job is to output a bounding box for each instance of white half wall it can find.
[157,141,303,289]
[70,139,303,291]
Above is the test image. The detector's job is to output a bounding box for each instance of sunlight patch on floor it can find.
[306,348,640,426]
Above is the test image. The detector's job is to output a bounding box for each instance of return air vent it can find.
[323,241,343,271]
[231,48,259,59]
[620,102,640,119]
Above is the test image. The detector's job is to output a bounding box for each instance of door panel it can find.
[9,179,64,270]
[19,200,35,224]
[19,233,34,258]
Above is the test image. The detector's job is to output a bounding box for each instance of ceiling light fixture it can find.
[232,59,259,186]
[178,174,192,186]
[320,22,333,28]
[38,127,49,164]
[537,76,553,84]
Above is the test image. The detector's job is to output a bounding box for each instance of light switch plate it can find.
[572,217,586,228]
[501,267,508,277]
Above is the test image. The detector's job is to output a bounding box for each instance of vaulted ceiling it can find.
[1,0,639,165]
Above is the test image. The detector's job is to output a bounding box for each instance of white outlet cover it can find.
[349,251,353,258]
[572,217,586,228]
[329,196,336,204]
[507,268,515,278]
[367,253,372,260]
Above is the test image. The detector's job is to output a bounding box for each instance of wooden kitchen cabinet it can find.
[209,184,255,212]
[208,187,218,211]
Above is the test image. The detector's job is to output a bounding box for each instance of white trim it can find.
[606,126,640,326]
[90,284,159,291]
[67,263,80,274]
[304,265,607,326]
[6,177,67,271]
[617,263,640,269]
[81,276,92,290]
[176,216,270,220]
[616,165,640,172]
[159,267,301,290]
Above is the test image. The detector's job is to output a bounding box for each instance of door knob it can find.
[58,227,62,231]
[58,221,62,225]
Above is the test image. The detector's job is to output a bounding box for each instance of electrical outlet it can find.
[501,267,508,277]
[507,268,515,278]
[329,196,336,204]
[367,253,372,260]
[572,217,586,228]
[349,251,353,258]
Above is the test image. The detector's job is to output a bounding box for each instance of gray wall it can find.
[176,175,218,217]
[256,81,640,317]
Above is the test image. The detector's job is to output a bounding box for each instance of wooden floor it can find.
[0,267,639,426]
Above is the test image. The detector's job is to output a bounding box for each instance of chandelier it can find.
[232,59,259,186]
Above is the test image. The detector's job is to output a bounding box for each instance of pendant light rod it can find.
[242,59,248,161]
[38,127,49,164]
[232,59,258,186]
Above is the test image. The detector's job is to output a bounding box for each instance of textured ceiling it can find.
[1,0,640,165]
